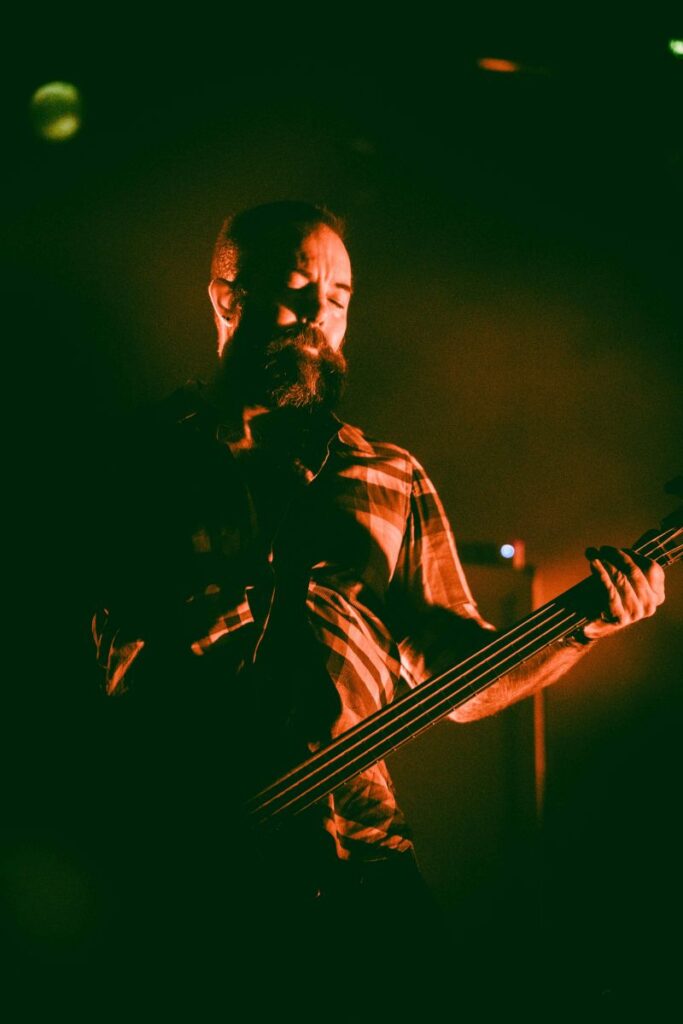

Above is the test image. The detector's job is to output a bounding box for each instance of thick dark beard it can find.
[220,321,347,413]
[262,327,347,410]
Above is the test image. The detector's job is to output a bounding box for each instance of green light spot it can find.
[669,39,683,57]
[30,81,83,142]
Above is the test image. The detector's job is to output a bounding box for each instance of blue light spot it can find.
[500,544,515,559]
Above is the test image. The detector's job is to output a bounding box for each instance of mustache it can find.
[264,324,330,354]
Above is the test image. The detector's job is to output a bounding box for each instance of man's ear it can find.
[208,277,238,322]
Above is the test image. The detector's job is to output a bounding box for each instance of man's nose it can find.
[302,293,325,327]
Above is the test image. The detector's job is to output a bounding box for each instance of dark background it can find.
[2,11,682,1012]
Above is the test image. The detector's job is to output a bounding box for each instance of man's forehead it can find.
[291,224,352,279]
[233,221,352,288]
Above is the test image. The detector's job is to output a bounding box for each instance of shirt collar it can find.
[329,414,375,455]
[186,380,375,457]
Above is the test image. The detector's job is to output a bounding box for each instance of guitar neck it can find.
[246,521,682,827]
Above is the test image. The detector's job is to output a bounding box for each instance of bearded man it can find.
[92,201,665,985]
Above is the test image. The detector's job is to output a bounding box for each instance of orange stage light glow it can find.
[477,57,521,74]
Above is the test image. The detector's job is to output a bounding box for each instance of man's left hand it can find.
[582,545,666,640]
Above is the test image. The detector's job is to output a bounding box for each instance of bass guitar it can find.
[246,501,681,830]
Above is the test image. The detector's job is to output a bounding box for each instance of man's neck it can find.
[218,400,337,466]
[221,404,273,454]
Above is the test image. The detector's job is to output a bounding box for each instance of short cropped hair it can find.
[211,200,347,282]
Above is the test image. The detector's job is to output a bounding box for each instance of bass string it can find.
[249,600,578,816]
[250,527,681,819]
[251,528,680,817]
[264,612,582,819]
[285,529,682,811]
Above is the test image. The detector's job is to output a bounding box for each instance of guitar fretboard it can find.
[246,519,682,826]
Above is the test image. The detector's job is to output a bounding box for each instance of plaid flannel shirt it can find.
[93,392,492,861]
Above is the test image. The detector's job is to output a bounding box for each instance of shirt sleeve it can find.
[388,456,496,693]
[89,393,256,697]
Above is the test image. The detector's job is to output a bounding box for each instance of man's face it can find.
[269,222,352,354]
[216,223,352,412]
